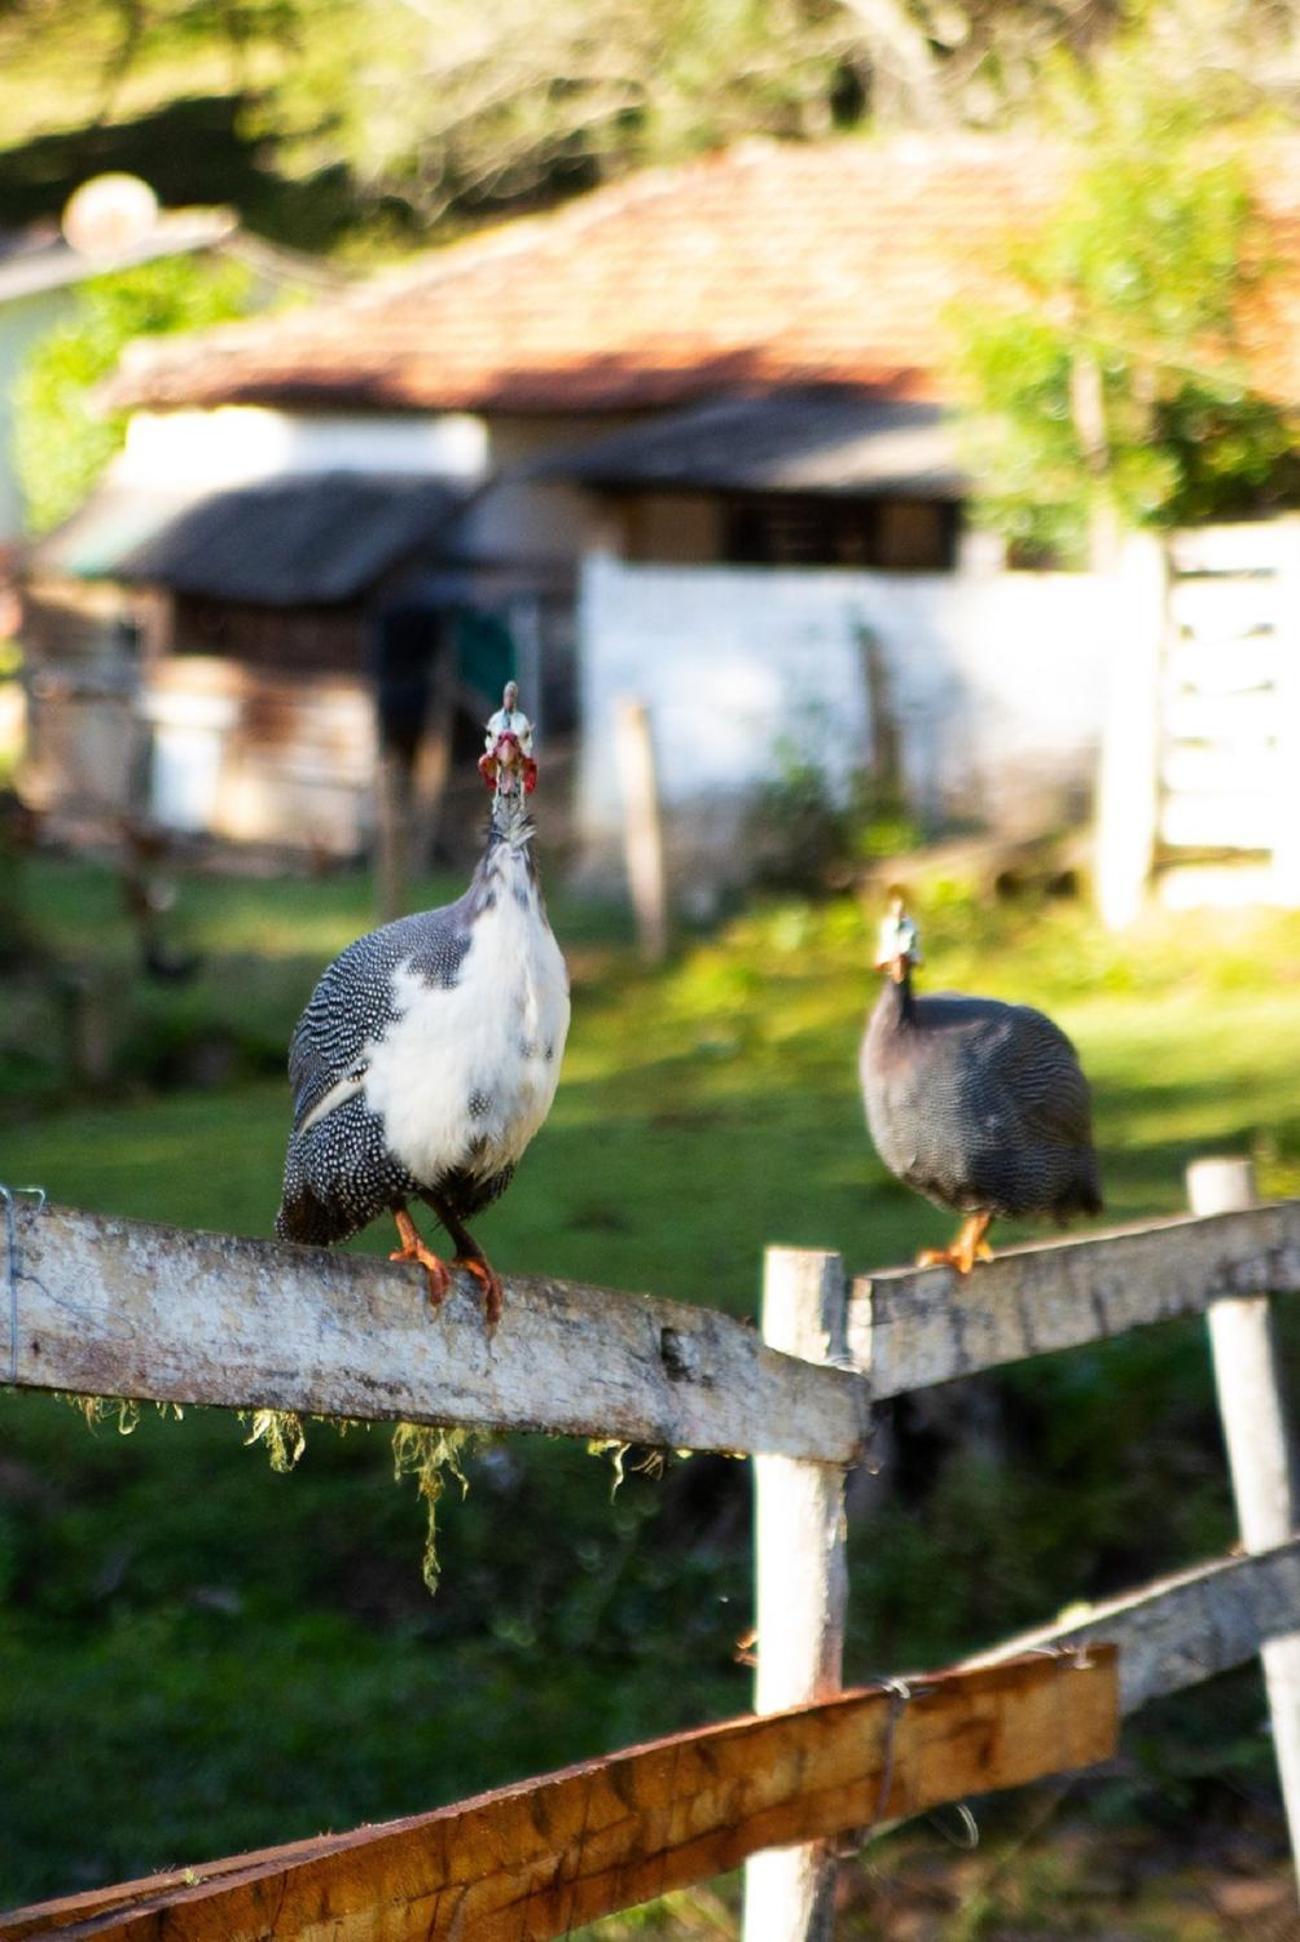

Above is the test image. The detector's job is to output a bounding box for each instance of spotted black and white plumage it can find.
[860,939,1101,1227]
[862,983,1102,1221]
[277,807,569,1255]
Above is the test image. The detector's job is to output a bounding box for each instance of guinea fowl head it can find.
[875,893,922,985]
[478,682,538,830]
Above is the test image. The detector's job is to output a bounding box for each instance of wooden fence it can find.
[2,1157,1299,1939]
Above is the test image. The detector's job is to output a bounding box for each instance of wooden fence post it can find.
[1188,1156,1300,1881]
[613,696,669,964]
[744,1247,851,1942]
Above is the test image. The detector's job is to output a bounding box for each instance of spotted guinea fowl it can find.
[860,897,1101,1272]
[276,683,569,1325]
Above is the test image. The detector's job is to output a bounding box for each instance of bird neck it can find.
[879,963,916,1026]
[487,789,535,853]
[471,795,538,909]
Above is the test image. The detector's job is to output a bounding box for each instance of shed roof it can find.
[100,133,1300,420]
[104,137,1061,415]
[549,391,962,498]
[37,472,467,605]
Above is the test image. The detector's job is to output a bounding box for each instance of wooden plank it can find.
[849,1201,1300,1399]
[1167,576,1278,645]
[0,1201,870,1464]
[1160,794,1279,851]
[1167,521,1299,574]
[0,1651,1118,1942]
[1190,1159,1300,1884]
[1164,689,1278,743]
[745,1249,850,1942]
[969,1539,1300,1715]
[1161,747,1280,794]
[1165,635,1278,694]
[1276,543,1300,901]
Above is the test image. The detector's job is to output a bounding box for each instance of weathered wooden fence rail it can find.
[0,1652,1118,1942]
[972,1536,1300,1713]
[7,1538,1300,1940]
[2,1201,870,1461]
[852,1197,1300,1396]
[3,1170,1300,1939]
[7,1194,1300,1447]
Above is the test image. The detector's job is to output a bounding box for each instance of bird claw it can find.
[916,1217,994,1276]
[389,1236,453,1309]
[456,1255,505,1331]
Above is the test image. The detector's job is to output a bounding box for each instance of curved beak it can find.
[478,731,538,796]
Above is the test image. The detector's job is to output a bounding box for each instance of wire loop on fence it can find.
[833,1645,1097,1865]
[831,1674,934,1859]
[2,1183,48,1384]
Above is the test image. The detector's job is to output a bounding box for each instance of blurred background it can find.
[4,0,1300,1933]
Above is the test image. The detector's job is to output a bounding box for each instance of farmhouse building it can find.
[21,135,1300,882]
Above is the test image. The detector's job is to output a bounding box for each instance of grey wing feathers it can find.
[286,900,472,1132]
[293,932,388,1134]
[998,1004,1096,1149]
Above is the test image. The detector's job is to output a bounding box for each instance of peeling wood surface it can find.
[1,1652,1117,1942]
[968,1540,1300,1715]
[9,1201,1300,1454]
[0,1202,871,1462]
[850,1202,1300,1398]
[746,1248,850,1942]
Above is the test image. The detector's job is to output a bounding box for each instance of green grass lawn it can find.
[2,858,1300,1923]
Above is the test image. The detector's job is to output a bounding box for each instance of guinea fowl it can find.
[860,897,1101,1272]
[276,684,569,1325]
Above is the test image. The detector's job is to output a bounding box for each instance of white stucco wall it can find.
[576,554,1121,856]
[455,413,637,563]
[117,406,491,490]
[116,406,626,565]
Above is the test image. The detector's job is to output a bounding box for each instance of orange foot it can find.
[390,1209,452,1309]
[916,1213,994,1276]
[456,1254,505,1332]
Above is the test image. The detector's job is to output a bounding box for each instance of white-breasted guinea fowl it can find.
[860,896,1102,1273]
[276,683,570,1325]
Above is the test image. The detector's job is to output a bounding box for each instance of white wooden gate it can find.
[1096,522,1300,925]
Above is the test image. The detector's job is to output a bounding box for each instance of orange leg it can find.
[389,1208,452,1309]
[430,1197,506,1331]
[456,1254,505,1332]
[916,1211,995,1276]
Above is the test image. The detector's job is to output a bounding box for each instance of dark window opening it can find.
[721,495,958,571]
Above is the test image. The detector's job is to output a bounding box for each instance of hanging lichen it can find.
[57,1389,484,1594]
[391,1423,478,1593]
[235,1410,479,1590]
[587,1437,631,1499]
[242,1408,307,1472]
[59,1394,183,1434]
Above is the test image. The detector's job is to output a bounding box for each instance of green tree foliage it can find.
[254,0,1128,223]
[954,71,1300,563]
[0,0,1125,236]
[14,253,252,535]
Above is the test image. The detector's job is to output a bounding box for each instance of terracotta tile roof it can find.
[107,134,1300,416]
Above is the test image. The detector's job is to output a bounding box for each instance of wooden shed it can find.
[21,469,565,859]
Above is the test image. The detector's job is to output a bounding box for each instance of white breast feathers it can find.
[362,881,570,1188]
